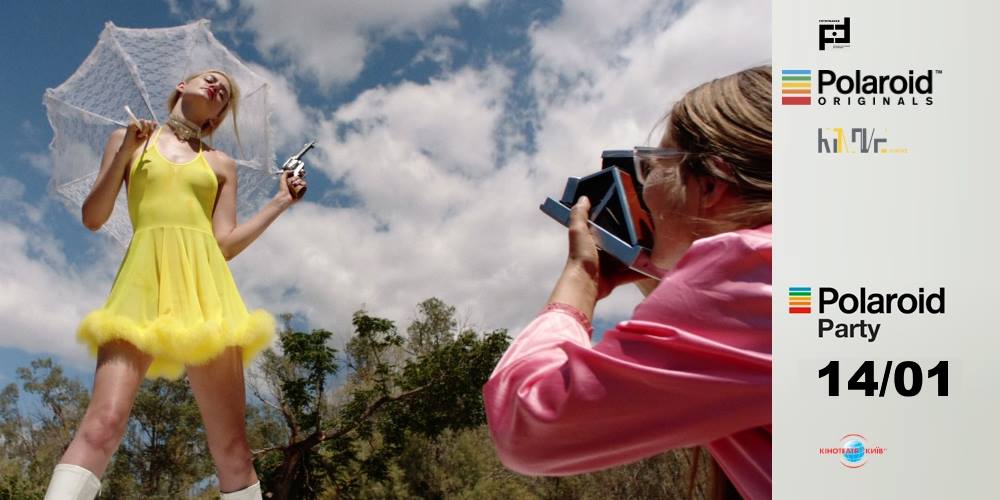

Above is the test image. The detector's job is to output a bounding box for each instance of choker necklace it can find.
[166,114,203,142]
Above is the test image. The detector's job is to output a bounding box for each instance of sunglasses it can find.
[632,147,700,186]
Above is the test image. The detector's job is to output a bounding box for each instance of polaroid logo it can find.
[780,68,941,106]
[817,128,908,154]
[818,287,945,314]
[781,69,812,105]
[816,69,939,106]
[788,287,812,313]
[817,69,934,96]
[818,434,886,468]
[819,17,850,50]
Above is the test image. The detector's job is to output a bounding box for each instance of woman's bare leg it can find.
[186,347,258,493]
[59,340,152,476]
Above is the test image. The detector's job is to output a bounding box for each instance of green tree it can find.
[18,359,89,494]
[249,302,511,499]
[388,426,713,500]
[0,359,89,500]
[251,310,431,499]
[0,382,39,500]
[17,359,89,439]
[250,316,340,499]
[0,383,22,457]
[406,298,457,356]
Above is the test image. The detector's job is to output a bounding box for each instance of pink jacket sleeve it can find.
[483,226,772,478]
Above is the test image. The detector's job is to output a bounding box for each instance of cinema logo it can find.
[817,128,908,155]
[788,286,945,343]
[819,434,886,468]
[781,68,941,106]
[819,17,850,50]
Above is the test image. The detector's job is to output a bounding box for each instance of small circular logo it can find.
[840,434,868,468]
[819,433,885,467]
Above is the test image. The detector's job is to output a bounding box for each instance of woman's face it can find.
[178,72,233,122]
[641,133,701,268]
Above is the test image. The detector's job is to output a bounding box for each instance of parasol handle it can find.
[123,105,157,157]
[123,105,140,126]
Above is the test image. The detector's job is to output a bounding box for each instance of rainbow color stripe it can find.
[781,69,811,105]
[789,287,811,313]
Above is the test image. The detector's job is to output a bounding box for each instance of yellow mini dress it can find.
[77,128,275,379]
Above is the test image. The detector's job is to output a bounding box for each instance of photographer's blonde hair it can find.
[667,66,771,500]
[665,65,772,237]
[166,68,242,153]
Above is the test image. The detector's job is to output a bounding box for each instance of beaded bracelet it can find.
[541,302,594,335]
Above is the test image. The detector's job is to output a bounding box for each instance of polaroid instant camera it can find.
[540,150,663,280]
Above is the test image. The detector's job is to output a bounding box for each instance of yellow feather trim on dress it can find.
[77,309,276,380]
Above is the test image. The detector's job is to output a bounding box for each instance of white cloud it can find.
[410,35,463,72]
[164,0,183,16]
[230,64,533,337]
[329,65,508,179]
[20,152,52,175]
[164,0,231,20]
[19,120,38,139]
[0,177,25,202]
[530,0,669,84]
[0,221,116,371]
[530,0,770,156]
[0,176,49,225]
[219,0,770,342]
[234,0,484,88]
[245,62,312,153]
[0,176,130,372]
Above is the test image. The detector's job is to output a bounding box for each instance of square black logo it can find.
[819,17,851,50]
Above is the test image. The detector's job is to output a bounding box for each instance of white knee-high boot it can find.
[43,463,102,500]
[220,481,262,500]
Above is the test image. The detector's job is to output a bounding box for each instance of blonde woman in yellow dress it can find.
[43,69,305,500]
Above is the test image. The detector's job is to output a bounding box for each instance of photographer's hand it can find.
[546,197,601,321]
[547,197,648,322]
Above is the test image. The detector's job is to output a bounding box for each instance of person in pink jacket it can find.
[484,66,772,499]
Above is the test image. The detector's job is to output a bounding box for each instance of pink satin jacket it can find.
[484,225,772,499]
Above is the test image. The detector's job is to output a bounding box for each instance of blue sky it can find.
[0,0,770,397]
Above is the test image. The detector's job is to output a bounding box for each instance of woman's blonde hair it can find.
[166,68,241,145]
[665,65,772,235]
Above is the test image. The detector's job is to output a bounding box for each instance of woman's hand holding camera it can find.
[548,196,646,319]
[563,195,601,291]
[565,197,646,299]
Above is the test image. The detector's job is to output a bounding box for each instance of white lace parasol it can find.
[43,20,274,245]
